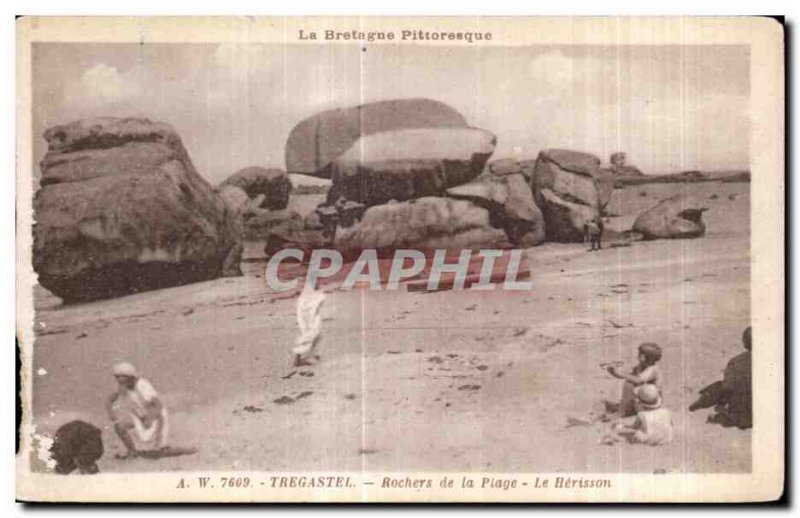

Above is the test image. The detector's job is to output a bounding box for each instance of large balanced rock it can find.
[326,127,496,206]
[447,171,546,247]
[334,197,506,254]
[530,149,613,242]
[285,98,468,176]
[220,167,292,211]
[633,194,708,240]
[33,117,242,302]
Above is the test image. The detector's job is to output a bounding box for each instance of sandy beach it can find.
[29,180,751,474]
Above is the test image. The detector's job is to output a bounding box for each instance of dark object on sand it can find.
[135,446,198,459]
[689,328,752,429]
[51,420,104,474]
[457,384,481,391]
[565,416,593,428]
[689,381,726,411]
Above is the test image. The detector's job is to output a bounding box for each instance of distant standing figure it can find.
[689,327,752,429]
[613,384,674,446]
[606,342,663,418]
[584,218,603,251]
[292,283,326,366]
[50,420,103,474]
[106,361,169,459]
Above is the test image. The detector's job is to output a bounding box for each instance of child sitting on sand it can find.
[611,384,674,446]
[606,342,663,418]
[106,361,169,459]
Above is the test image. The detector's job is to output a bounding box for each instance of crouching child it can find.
[106,361,169,459]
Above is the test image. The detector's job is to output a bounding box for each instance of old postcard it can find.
[15,16,784,503]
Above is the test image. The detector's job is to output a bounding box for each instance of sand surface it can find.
[29,181,751,474]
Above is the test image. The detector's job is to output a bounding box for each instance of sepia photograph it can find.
[15,16,784,503]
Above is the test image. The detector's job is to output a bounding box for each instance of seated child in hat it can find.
[606,342,663,418]
[106,361,169,459]
[614,384,674,446]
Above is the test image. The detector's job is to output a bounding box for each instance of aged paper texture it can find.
[15,16,784,503]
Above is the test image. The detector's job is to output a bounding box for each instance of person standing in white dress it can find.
[292,283,326,366]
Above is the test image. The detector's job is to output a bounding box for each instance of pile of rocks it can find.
[279,98,506,253]
[32,106,706,303]
[276,99,624,254]
[529,149,615,242]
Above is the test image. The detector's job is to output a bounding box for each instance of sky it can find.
[32,43,749,184]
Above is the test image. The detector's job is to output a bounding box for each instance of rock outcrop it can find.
[447,171,545,247]
[285,98,468,176]
[326,127,496,206]
[530,149,613,242]
[607,152,645,176]
[220,167,292,211]
[217,185,251,214]
[33,117,242,302]
[245,209,304,241]
[334,197,506,254]
[632,194,708,240]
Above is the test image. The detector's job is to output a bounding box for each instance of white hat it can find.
[112,361,137,377]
